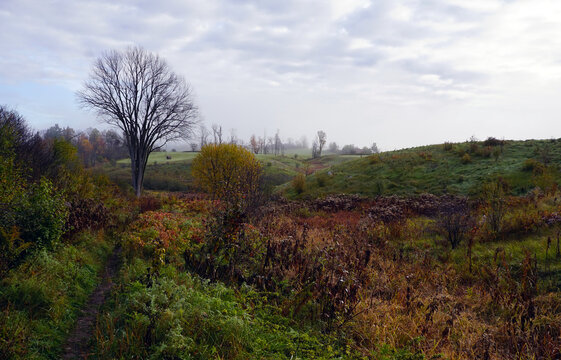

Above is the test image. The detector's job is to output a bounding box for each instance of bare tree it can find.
[274,130,282,156]
[199,124,209,149]
[316,130,326,157]
[190,142,198,152]
[212,124,223,144]
[229,128,238,145]
[312,140,319,158]
[77,46,197,196]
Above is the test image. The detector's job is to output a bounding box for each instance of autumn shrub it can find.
[138,195,162,213]
[461,153,472,164]
[481,177,509,237]
[523,158,544,173]
[292,173,306,194]
[65,197,108,236]
[476,145,492,158]
[316,172,328,187]
[191,143,263,213]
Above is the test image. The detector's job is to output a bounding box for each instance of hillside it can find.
[98,151,360,193]
[282,139,561,198]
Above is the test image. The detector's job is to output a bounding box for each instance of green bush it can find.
[316,173,328,187]
[17,178,68,250]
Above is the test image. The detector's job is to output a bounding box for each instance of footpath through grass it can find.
[0,230,114,359]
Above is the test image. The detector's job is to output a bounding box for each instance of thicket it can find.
[0,106,109,275]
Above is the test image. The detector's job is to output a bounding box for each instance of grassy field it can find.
[101,151,359,193]
[281,139,561,198]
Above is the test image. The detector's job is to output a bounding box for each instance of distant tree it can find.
[212,124,223,144]
[312,141,319,158]
[229,128,238,145]
[274,130,282,156]
[199,125,210,149]
[44,124,64,141]
[340,144,358,155]
[77,46,198,196]
[77,134,94,167]
[103,129,127,161]
[88,128,105,166]
[249,135,261,154]
[328,142,339,153]
[316,130,326,157]
[189,143,198,152]
[371,142,379,154]
[299,135,308,149]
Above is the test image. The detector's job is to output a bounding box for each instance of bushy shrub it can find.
[292,173,306,194]
[476,145,492,158]
[523,158,545,173]
[17,178,68,250]
[461,153,472,164]
[483,137,504,147]
[192,144,263,212]
[443,142,453,151]
[469,142,479,154]
[368,154,381,164]
[316,173,328,187]
[65,198,108,236]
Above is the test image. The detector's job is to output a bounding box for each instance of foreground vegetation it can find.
[3,106,561,359]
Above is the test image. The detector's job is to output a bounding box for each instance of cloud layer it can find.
[2,0,561,149]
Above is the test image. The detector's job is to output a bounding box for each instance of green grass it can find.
[116,151,199,165]
[101,151,354,193]
[281,139,561,198]
[0,231,113,359]
[94,258,364,359]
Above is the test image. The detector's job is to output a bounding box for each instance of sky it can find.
[2,0,561,151]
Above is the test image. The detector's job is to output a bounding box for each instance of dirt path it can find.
[61,245,122,359]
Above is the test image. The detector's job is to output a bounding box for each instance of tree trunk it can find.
[129,144,148,197]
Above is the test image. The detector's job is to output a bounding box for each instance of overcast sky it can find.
[2,0,561,150]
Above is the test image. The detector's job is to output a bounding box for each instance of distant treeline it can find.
[41,124,128,167]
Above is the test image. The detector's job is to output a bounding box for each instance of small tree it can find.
[192,143,262,212]
[437,197,473,249]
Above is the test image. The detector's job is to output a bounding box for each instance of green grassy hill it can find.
[281,139,561,198]
[98,151,359,193]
